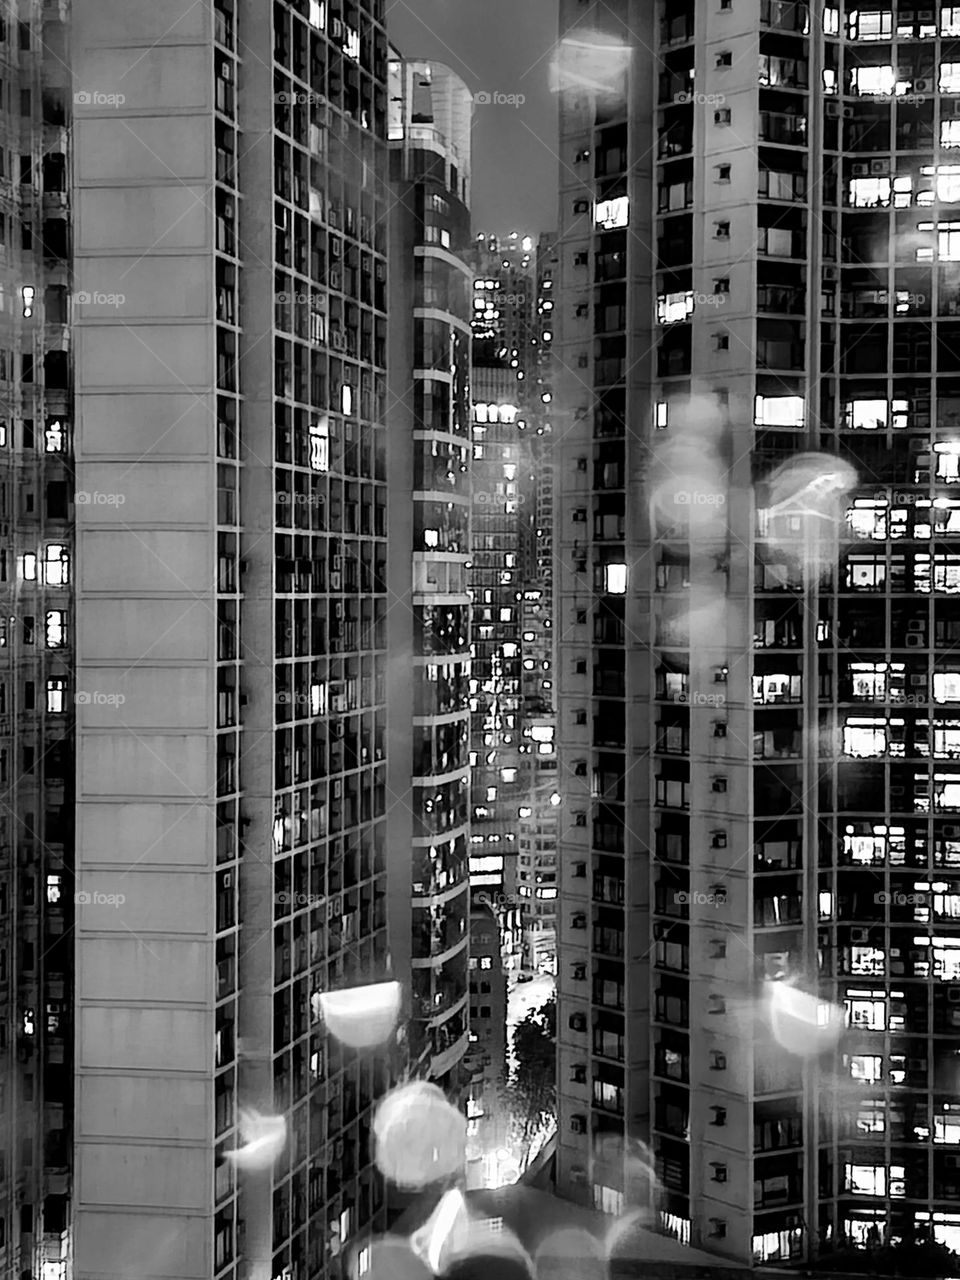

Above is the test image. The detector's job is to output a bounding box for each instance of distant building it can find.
[468,233,537,965]
[464,901,509,1186]
[387,52,474,1093]
[516,234,561,974]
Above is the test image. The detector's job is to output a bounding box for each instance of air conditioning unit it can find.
[906,633,925,647]
[334,602,344,619]
[908,618,926,631]
[332,694,347,712]
[944,825,960,838]
[570,1115,587,1134]
[870,159,890,175]
[327,895,341,919]
[329,572,341,590]
[914,78,933,94]
[826,102,841,118]
[222,872,233,889]
[332,556,343,571]
[711,831,728,848]
[332,779,342,799]
[852,927,870,942]
[910,674,926,685]
[824,265,839,282]
[851,162,869,177]
[713,722,727,738]
[712,777,727,793]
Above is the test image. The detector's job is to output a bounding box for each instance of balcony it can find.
[761,0,809,31]
[757,284,805,315]
[759,112,807,146]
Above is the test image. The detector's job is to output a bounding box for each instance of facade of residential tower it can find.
[555,0,960,1267]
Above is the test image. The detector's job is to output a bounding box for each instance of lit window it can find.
[824,7,840,35]
[604,563,627,594]
[656,402,668,429]
[945,8,960,37]
[342,25,360,60]
[44,544,69,585]
[594,196,629,230]
[935,672,960,703]
[845,995,886,1030]
[919,163,960,204]
[940,223,960,261]
[849,176,890,208]
[934,1108,960,1144]
[845,1164,886,1196]
[657,290,694,324]
[845,399,889,430]
[45,611,66,648]
[45,418,64,452]
[943,64,960,94]
[46,875,61,904]
[843,719,887,759]
[309,0,325,29]
[851,65,894,96]
[937,442,960,481]
[46,679,66,713]
[309,418,329,472]
[849,11,891,40]
[20,284,34,317]
[754,394,804,428]
[847,1053,882,1083]
[21,553,36,581]
[341,384,353,415]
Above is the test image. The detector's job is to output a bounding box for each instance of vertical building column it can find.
[71,3,218,1275]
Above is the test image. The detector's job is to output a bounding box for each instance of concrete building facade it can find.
[71,2,394,1277]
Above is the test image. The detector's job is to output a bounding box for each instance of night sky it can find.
[386,0,560,239]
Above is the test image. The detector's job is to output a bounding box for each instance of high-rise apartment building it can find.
[386,53,473,1093]
[555,0,960,1267]
[468,234,536,961]
[71,2,394,1277]
[516,233,561,975]
[0,4,72,1278]
[464,899,508,1186]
